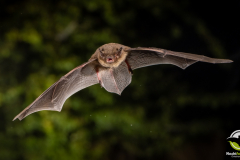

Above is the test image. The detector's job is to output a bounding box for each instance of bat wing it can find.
[13,59,99,121]
[99,62,132,95]
[126,47,233,70]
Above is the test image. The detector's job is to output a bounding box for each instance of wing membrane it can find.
[126,47,232,70]
[99,62,132,95]
[13,59,98,121]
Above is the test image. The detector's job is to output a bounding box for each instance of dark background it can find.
[0,0,239,160]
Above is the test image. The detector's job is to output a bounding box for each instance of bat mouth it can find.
[107,58,114,63]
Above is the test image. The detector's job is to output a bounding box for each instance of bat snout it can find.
[106,57,114,63]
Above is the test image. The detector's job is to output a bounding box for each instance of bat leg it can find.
[125,59,133,75]
[99,80,103,88]
[95,67,103,88]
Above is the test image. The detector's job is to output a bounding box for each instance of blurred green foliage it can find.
[0,0,239,160]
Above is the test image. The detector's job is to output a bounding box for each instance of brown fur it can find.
[89,43,130,68]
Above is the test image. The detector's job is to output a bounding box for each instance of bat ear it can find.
[117,47,123,56]
[99,48,105,58]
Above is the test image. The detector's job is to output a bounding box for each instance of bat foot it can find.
[129,68,133,75]
[99,80,103,88]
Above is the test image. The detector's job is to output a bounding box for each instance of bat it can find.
[13,43,233,121]
[227,137,240,145]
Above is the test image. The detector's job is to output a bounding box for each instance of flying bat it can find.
[13,43,233,121]
[227,136,240,145]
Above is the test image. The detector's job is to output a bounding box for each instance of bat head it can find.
[96,43,130,68]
